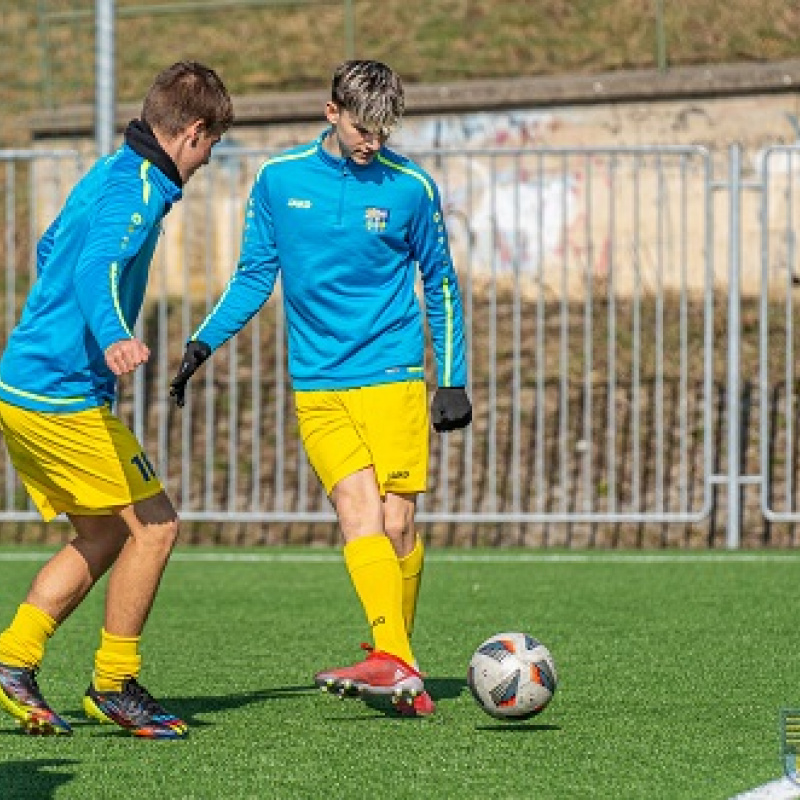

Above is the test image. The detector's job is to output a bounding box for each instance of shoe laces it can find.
[360,644,422,676]
[120,678,167,716]
[26,667,42,692]
[9,665,41,691]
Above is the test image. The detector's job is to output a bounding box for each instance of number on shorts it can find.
[131,452,157,481]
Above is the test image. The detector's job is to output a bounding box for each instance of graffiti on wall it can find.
[393,110,610,286]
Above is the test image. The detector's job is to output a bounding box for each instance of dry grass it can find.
[2,0,800,146]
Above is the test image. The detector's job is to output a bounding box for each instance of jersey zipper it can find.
[337,163,347,227]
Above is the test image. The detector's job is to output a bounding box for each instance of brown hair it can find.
[142,61,234,138]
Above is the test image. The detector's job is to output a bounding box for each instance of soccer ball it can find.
[467,631,557,720]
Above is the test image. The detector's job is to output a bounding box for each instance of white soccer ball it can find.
[467,631,557,720]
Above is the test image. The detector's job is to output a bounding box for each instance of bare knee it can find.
[140,517,180,550]
[383,507,415,555]
[125,492,180,550]
[331,469,384,539]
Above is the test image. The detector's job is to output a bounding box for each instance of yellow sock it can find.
[93,629,142,693]
[0,603,57,668]
[344,534,415,666]
[398,535,425,638]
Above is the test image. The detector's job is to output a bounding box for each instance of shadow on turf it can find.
[475,722,561,732]
[60,684,317,736]
[171,679,469,724]
[0,758,78,799]
[323,677,469,720]
[60,679,471,733]
[426,677,467,699]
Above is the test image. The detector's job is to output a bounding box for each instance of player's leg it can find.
[0,400,185,738]
[370,380,429,640]
[300,385,431,711]
[314,478,431,712]
[0,519,127,735]
[0,402,132,735]
[0,515,132,735]
[25,515,130,625]
[101,493,178,637]
[381,493,434,715]
[296,388,417,667]
[82,491,187,739]
[382,492,424,637]
[333,468,416,667]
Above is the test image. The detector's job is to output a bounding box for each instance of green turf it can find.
[0,547,796,799]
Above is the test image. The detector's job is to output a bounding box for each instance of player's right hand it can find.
[170,340,211,407]
[105,338,150,376]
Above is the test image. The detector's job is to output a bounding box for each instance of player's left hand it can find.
[431,386,472,432]
[170,340,211,407]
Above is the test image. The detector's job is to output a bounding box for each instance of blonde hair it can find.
[331,60,404,136]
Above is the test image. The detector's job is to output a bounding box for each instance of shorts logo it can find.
[365,206,389,233]
[388,470,409,480]
[288,198,312,209]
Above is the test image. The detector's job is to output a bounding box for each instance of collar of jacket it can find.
[315,127,383,173]
[124,119,184,189]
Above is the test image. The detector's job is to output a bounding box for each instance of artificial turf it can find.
[0,547,797,799]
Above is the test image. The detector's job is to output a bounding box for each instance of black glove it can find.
[431,386,472,432]
[170,340,211,408]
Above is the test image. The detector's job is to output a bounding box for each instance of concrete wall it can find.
[28,61,800,296]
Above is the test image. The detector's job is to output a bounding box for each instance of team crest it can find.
[365,207,389,233]
[782,709,800,785]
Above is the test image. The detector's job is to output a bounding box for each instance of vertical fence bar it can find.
[679,154,689,511]
[703,151,715,519]
[760,152,771,519]
[535,152,546,514]
[607,155,617,513]
[464,153,475,514]
[632,154,641,510]
[488,154,498,510]
[275,286,285,514]
[582,154,594,512]
[226,167,239,512]
[727,144,742,548]
[784,153,795,510]
[655,152,666,511]
[203,181,216,512]
[559,153,569,513]
[179,169,196,508]
[4,162,15,509]
[512,154,521,514]
[95,0,115,156]
[156,236,169,474]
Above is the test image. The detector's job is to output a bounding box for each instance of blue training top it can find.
[0,135,182,413]
[193,130,468,391]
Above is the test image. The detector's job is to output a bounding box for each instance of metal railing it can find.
[1,144,798,548]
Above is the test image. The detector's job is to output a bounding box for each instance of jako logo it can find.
[370,616,386,628]
[388,471,409,479]
[287,198,312,209]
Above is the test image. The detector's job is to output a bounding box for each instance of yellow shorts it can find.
[0,400,163,521]
[295,381,429,496]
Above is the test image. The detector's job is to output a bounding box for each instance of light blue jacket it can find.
[0,139,182,413]
[193,131,468,390]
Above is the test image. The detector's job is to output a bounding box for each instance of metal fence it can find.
[1,144,799,548]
